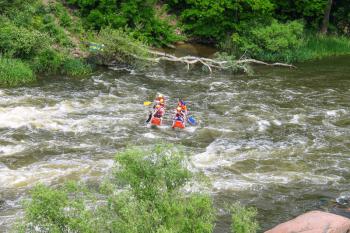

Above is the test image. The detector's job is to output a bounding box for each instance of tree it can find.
[320,0,333,34]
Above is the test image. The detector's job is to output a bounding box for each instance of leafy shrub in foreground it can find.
[231,202,259,233]
[17,145,216,233]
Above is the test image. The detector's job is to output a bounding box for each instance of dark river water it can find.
[0,52,349,232]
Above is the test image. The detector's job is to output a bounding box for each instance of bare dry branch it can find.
[120,49,296,73]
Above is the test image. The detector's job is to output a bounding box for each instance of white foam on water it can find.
[204,126,233,133]
[184,126,197,133]
[0,101,74,129]
[257,120,271,132]
[325,109,347,118]
[0,145,26,157]
[210,171,342,192]
[143,132,158,139]
[0,159,114,189]
[326,110,337,117]
[192,140,241,168]
[212,178,255,191]
[272,119,282,126]
[290,114,300,124]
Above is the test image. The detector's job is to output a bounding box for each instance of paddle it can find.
[187,115,197,125]
[144,101,152,106]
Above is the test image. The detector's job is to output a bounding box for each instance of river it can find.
[0,51,349,232]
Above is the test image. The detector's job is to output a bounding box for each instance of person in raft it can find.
[174,106,185,123]
[174,99,188,123]
[146,94,165,123]
[177,100,188,116]
[153,104,165,118]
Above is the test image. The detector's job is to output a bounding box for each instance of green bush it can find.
[17,145,216,233]
[115,144,192,200]
[30,49,91,77]
[95,28,151,65]
[31,49,63,74]
[18,183,94,233]
[231,203,259,233]
[0,58,36,87]
[0,22,49,58]
[41,21,72,46]
[102,144,215,233]
[66,0,180,46]
[62,58,92,77]
[169,0,274,42]
[232,20,304,59]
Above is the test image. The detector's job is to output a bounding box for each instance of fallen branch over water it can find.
[145,50,296,73]
[96,28,295,74]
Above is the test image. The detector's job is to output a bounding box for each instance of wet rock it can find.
[336,192,350,206]
[265,211,350,233]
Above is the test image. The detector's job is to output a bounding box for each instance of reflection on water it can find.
[0,53,349,232]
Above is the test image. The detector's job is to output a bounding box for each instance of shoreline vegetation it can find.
[0,0,350,87]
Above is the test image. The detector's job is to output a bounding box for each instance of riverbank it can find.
[1,0,350,88]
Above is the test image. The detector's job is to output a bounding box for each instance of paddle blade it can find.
[144,101,152,106]
[187,116,197,125]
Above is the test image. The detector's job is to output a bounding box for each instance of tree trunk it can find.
[320,0,333,34]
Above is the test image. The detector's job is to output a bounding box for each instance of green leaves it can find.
[0,22,49,58]
[232,20,304,60]
[115,144,191,200]
[0,58,36,87]
[68,0,180,46]
[18,183,95,233]
[18,145,216,233]
[173,0,275,41]
[231,203,259,233]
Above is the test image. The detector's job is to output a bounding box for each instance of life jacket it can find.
[153,106,164,118]
[175,113,184,122]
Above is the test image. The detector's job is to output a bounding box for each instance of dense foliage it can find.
[66,0,182,46]
[1,0,350,87]
[0,0,91,86]
[232,20,304,58]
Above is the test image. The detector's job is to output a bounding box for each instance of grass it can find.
[256,34,350,63]
[295,35,350,61]
[62,58,92,77]
[0,58,36,87]
[231,202,259,233]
